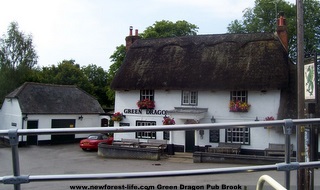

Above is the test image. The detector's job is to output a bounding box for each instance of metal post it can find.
[284,119,293,190]
[307,104,316,190]
[8,129,21,190]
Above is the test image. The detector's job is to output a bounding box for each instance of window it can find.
[229,91,250,112]
[140,90,154,101]
[229,91,250,143]
[136,120,156,139]
[226,128,250,144]
[230,91,248,102]
[182,91,198,106]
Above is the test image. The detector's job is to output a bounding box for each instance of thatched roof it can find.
[6,82,104,114]
[111,33,294,91]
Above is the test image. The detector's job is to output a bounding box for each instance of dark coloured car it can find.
[80,134,113,151]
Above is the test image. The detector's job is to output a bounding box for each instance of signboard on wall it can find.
[304,56,317,101]
[209,129,220,143]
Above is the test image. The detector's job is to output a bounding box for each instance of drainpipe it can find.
[21,115,25,144]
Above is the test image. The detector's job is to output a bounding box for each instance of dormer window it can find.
[229,91,250,112]
[230,91,248,102]
[182,91,198,106]
[140,90,154,101]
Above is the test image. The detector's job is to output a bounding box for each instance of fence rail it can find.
[1,161,320,183]
[256,175,286,190]
[1,118,320,190]
[1,118,320,135]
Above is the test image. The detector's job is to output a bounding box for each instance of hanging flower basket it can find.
[163,116,175,125]
[229,100,250,112]
[137,99,155,109]
[264,116,275,129]
[111,112,124,121]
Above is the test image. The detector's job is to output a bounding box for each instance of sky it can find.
[0,0,296,71]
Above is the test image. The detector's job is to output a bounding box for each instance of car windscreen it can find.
[88,136,99,140]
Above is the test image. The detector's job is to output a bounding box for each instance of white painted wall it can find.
[25,114,103,140]
[114,89,298,151]
[0,98,105,142]
[0,98,23,131]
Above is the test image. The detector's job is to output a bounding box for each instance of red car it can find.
[80,134,113,151]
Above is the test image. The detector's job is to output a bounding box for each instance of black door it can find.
[27,120,38,145]
[51,119,75,144]
[185,130,195,152]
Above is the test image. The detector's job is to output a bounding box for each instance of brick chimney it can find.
[125,26,140,51]
[277,12,288,51]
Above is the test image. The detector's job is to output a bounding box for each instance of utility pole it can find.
[296,0,306,189]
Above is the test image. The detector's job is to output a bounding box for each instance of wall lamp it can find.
[211,116,216,123]
[23,114,28,121]
[78,115,83,120]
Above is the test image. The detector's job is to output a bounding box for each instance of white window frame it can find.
[226,128,250,144]
[230,90,248,102]
[136,120,156,139]
[182,91,198,106]
[140,90,154,101]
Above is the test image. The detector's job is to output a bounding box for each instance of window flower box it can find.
[111,112,124,121]
[137,99,155,109]
[264,116,275,129]
[229,100,250,112]
[163,116,175,125]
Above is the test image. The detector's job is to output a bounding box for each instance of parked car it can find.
[80,134,113,151]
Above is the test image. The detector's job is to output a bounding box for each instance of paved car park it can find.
[1,143,320,190]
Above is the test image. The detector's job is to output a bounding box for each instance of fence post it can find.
[8,129,21,190]
[284,119,293,190]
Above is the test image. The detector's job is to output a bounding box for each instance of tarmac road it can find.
[1,143,319,190]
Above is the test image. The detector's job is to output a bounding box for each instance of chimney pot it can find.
[125,27,140,52]
[277,11,288,51]
[277,11,286,26]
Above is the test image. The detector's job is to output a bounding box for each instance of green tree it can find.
[303,0,320,56]
[38,60,95,95]
[141,20,198,38]
[30,61,111,108]
[0,22,38,104]
[107,20,199,105]
[82,64,111,107]
[106,45,126,102]
[227,0,320,60]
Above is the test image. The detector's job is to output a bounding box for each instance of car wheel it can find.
[82,148,88,151]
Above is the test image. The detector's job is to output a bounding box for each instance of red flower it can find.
[137,99,155,109]
[163,116,175,125]
[111,112,123,121]
[229,100,250,112]
[265,116,275,121]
